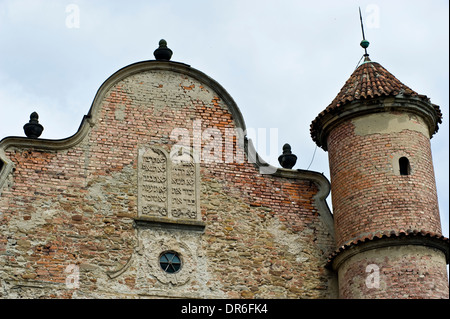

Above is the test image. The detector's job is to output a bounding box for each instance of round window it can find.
[159,251,182,274]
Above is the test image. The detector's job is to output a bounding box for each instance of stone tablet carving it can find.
[138,147,169,217]
[138,146,200,221]
[171,152,198,220]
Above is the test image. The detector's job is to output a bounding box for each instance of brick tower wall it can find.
[326,110,448,298]
[338,245,449,299]
[327,111,442,248]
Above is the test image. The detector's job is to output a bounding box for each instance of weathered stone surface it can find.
[0,61,336,299]
[138,146,169,218]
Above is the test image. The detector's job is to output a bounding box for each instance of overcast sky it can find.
[0,0,448,237]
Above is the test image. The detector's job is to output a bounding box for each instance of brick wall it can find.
[338,245,449,299]
[0,62,336,298]
[326,110,448,299]
[327,112,442,248]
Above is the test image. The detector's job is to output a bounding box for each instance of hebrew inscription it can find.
[138,147,168,217]
[171,158,197,219]
[138,146,200,221]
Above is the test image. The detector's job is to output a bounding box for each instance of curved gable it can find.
[87,60,247,134]
[0,59,335,299]
[0,60,248,189]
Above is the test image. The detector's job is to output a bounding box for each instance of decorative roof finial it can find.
[153,39,173,61]
[278,143,297,169]
[359,7,370,61]
[23,111,44,139]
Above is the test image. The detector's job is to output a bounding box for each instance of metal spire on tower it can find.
[359,7,370,61]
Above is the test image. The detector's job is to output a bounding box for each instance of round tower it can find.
[311,55,449,298]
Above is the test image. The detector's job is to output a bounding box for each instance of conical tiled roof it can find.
[327,59,421,108]
[310,58,443,148]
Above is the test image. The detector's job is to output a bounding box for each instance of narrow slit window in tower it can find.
[399,157,410,176]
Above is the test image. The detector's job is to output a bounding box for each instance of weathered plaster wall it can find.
[352,112,430,138]
[338,245,449,299]
[0,63,336,298]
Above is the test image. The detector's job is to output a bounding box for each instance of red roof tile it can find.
[310,59,443,148]
[327,60,419,107]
